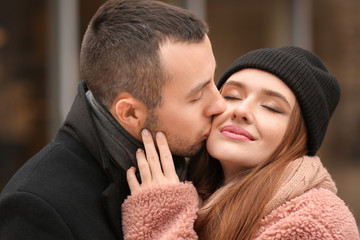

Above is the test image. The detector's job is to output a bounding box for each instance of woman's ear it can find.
[110,93,148,136]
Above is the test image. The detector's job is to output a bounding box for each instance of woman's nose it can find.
[231,101,254,123]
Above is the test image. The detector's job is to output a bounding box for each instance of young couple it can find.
[0,0,358,239]
[122,46,360,239]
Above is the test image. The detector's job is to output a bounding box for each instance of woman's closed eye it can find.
[262,105,283,114]
[223,95,242,101]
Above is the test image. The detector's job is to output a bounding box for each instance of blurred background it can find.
[0,0,359,226]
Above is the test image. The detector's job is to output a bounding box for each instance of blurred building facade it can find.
[0,0,359,225]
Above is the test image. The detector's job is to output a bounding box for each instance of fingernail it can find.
[156,131,163,138]
[137,148,143,153]
[142,129,149,136]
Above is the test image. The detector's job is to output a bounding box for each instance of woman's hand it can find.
[126,129,179,194]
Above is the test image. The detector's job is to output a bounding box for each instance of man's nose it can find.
[205,85,226,117]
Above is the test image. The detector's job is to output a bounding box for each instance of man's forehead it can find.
[158,37,215,98]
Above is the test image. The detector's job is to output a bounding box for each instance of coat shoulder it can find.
[2,138,106,197]
[257,188,360,239]
[0,137,117,239]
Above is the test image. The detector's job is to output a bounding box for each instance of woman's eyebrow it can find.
[222,80,245,89]
[261,88,291,108]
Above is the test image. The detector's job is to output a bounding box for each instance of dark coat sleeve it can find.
[0,191,76,240]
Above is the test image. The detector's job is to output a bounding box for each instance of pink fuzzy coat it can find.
[122,157,359,239]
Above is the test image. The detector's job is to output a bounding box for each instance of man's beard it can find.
[144,109,203,157]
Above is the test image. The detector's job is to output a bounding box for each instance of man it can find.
[0,0,225,239]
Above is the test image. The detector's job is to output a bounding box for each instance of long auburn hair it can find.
[187,102,308,240]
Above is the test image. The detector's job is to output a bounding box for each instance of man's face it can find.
[145,36,226,157]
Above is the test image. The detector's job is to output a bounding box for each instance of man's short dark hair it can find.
[80,0,209,109]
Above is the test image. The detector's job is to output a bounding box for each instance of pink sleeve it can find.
[122,182,199,240]
[256,188,360,240]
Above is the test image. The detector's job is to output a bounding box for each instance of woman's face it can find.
[207,69,296,179]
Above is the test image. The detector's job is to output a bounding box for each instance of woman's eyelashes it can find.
[222,88,243,101]
[223,95,241,101]
[262,105,283,114]
[223,94,283,114]
[222,86,286,114]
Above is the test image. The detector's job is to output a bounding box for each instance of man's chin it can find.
[170,142,204,157]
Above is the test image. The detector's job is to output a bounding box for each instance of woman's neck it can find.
[221,162,249,182]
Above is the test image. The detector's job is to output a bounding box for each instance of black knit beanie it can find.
[217,46,341,156]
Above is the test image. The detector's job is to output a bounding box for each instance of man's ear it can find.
[110,93,147,136]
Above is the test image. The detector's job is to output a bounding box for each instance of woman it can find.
[122,46,360,239]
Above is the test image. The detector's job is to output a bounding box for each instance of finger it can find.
[126,167,140,194]
[136,148,152,185]
[141,129,163,178]
[156,131,178,181]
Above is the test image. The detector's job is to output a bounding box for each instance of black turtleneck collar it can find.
[61,81,143,173]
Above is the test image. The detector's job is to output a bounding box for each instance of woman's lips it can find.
[220,125,255,141]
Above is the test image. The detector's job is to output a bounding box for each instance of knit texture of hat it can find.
[217,46,341,156]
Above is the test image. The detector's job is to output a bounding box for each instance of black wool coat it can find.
[0,81,187,239]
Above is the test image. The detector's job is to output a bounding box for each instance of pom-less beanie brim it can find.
[217,46,341,156]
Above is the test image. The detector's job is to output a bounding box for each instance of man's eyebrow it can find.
[262,88,291,108]
[186,79,211,98]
